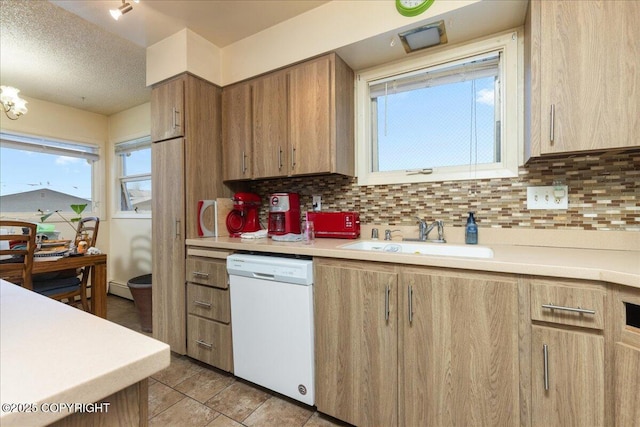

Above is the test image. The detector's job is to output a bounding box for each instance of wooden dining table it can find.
[33,253,108,318]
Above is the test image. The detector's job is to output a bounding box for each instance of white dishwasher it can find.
[227,253,314,406]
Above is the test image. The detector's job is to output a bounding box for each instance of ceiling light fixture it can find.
[110,0,133,21]
[398,20,448,53]
[0,86,28,120]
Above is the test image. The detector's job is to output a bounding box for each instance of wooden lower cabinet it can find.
[186,314,233,371]
[314,259,397,427]
[314,259,520,426]
[399,268,520,427]
[531,325,604,427]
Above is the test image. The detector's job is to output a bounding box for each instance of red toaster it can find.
[306,211,360,239]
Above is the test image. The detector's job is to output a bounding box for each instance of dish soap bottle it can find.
[465,212,478,245]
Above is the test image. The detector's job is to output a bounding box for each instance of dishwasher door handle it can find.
[252,272,276,280]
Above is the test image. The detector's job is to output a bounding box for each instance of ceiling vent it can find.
[398,20,448,53]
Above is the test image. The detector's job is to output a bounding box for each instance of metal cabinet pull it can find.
[384,285,390,321]
[192,271,210,279]
[194,300,211,308]
[241,151,246,173]
[549,104,555,144]
[172,107,180,130]
[543,344,549,391]
[541,303,595,315]
[196,339,212,349]
[408,285,413,324]
[174,219,181,238]
[278,147,283,170]
[291,146,296,169]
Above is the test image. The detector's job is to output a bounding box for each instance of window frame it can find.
[355,30,521,186]
[113,136,152,218]
[0,131,99,215]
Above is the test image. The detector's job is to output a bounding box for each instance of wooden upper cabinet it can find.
[151,77,185,143]
[252,71,289,179]
[526,0,640,159]
[289,53,354,177]
[221,52,354,181]
[222,83,253,181]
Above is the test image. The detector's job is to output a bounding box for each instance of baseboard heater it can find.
[108,280,133,300]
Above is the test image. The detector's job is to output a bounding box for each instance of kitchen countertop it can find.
[0,280,170,426]
[186,236,640,289]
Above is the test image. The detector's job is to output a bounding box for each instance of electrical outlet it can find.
[312,195,322,211]
[526,186,568,210]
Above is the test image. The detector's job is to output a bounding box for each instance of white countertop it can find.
[0,280,170,427]
[186,236,640,289]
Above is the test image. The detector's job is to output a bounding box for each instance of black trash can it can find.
[127,274,152,333]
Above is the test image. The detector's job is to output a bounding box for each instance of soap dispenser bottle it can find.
[465,212,478,245]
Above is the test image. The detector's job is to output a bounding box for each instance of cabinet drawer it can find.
[531,283,605,330]
[186,283,230,323]
[186,258,227,288]
[187,314,233,372]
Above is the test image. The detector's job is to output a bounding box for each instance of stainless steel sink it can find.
[339,241,494,258]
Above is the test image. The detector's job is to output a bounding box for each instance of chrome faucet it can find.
[407,218,446,243]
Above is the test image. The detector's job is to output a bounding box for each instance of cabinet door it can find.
[539,0,640,154]
[399,269,519,427]
[289,56,332,175]
[315,260,397,427]
[222,83,252,180]
[531,325,604,426]
[253,72,288,178]
[151,78,185,142]
[614,342,640,427]
[152,138,186,354]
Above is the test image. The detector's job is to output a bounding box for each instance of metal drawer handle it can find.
[541,303,595,315]
[194,300,211,309]
[549,104,555,144]
[192,271,210,278]
[196,339,212,349]
[384,285,390,321]
[543,344,549,391]
[408,285,413,324]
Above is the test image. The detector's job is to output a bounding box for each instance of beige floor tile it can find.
[205,414,244,427]
[152,353,206,387]
[148,381,185,418]
[174,368,236,403]
[149,397,219,427]
[205,380,271,422]
[243,396,313,427]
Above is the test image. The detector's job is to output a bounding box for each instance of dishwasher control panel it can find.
[227,254,313,285]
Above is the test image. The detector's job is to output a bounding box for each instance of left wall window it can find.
[115,136,151,213]
[0,132,97,213]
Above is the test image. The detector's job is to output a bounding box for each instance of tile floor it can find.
[106,295,349,427]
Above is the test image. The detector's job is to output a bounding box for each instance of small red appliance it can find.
[268,193,301,236]
[307,211,360,239]
[226,192,261,237]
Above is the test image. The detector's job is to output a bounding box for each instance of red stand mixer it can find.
[226,193,262,237]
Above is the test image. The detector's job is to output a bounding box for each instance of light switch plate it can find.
[527,185,568,210]
[312,195,322,211]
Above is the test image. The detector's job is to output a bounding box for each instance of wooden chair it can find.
[0,220,37,289]
[32,217,100,311]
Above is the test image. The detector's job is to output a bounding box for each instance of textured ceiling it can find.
[0,0,149,116]
[0,0,328,116]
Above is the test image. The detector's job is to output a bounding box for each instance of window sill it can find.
[112,212,151,220]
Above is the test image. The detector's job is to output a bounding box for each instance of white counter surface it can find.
[0,280,170,427]
[186,237,640,289]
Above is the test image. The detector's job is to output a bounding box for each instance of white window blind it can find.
[0,132,99,162]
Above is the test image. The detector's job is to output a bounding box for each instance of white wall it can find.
[107,103,152,299]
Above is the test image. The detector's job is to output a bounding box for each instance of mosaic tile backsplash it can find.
[248,151,640,232]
